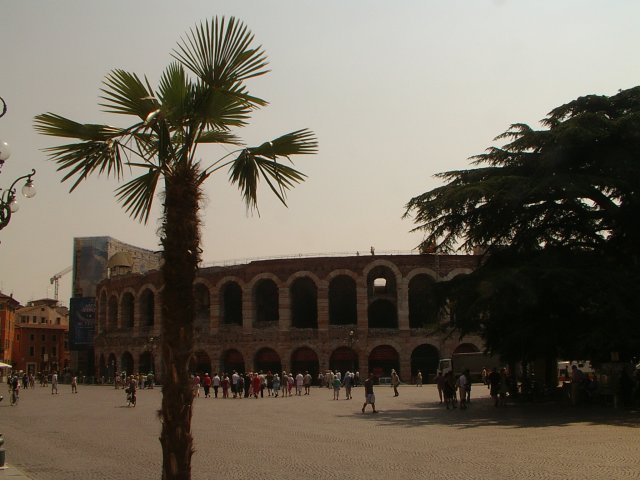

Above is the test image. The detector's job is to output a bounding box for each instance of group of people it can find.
[5,370,66,401]
[189,370,316,399]
[113,371,155,390]
[435,367,511,409]
[186,369,380,409]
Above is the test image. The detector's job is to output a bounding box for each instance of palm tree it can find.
[34,17,317,480]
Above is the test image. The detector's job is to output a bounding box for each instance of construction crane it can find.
[50,266,72,301]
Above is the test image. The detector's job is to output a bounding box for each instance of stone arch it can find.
[410,344,440,382]
[453,343,480,354]
[107,295,118,331]
[290,346,319,380]
[328,274,357,326]
[220,281,242,326]
[290,276,318,329]
[121,291,135,330]
[329,346,359,376]
[408,273,438,328]
[139,351,155,374]
[254,347,282,374]
[368,344,400,379]
[365,262,399,329]
[221,349,245,375]
[442,268,473,281]
[139,288,155,328]
[405,268,439,283]
[253,277,279,326]
[190,350,212,375]
[194,282,211,332]
[121,351,134,376]
[107,352,118,379]
[368,299,398,328]
[98,353,107,379]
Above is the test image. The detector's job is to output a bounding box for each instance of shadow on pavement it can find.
[343,397,640,429]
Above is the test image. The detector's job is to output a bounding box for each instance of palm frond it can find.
[228,147,309,210]
[173,17,269,88]
[157,62,191,124]
[100,69,159,120]
[196,129,243,145]
[34,113,127,191]
[249,129,318,158]
[114,168,161,223]
[34,113,121,140]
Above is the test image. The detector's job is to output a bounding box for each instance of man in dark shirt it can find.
[488,367,501,407]
[361,372,377,413]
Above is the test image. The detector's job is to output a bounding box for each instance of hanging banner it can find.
[69,297,96,350]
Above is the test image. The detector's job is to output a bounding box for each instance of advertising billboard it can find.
[69,297,96,350]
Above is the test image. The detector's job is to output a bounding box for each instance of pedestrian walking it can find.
[51,371,59,395]
[71,375,78,394]
[391,369,400,397]
[203,373,212,398]
[361,372,377,413]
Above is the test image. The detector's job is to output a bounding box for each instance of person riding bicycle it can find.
[125,375,137,406]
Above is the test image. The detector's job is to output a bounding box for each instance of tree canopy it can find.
[405,86,640,364]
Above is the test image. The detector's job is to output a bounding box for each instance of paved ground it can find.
[1,383,639,480]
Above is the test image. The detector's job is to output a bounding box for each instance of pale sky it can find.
[1,0,638,307]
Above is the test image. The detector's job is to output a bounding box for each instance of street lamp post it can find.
[345,329,359,378]
[0,96,37,233]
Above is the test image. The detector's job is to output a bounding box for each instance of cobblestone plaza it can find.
[1,384,639,480]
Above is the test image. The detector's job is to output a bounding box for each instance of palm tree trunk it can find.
[159,164,201,480]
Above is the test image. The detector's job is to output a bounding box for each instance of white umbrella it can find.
[0,361,12,368]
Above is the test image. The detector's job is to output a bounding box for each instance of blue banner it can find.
[69,297,96,350]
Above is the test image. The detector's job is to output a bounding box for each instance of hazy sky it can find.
[1,1,638,306]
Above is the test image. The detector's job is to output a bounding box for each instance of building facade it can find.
[95,253,484,383]
[0,291,20,367]
[69,236,162,375]
[13,299,70,374]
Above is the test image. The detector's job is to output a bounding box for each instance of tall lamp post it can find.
[0,96,37,233]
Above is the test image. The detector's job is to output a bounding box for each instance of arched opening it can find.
[221,349,245,375]
[410,344,440,383]
[98,291,107,332]
[98,353,107,380]
[408,274,438,328]
[367,266,397,300]
[107,352,118,380]
[190,350,212,375]
[254,279,279,326]
[368,345,400,380]
[122,292,135,330]
[368,299,398,328]
[290,347,319,381]
[329,347,359,377]
[194,283,210,333]
[140,289,155,328]
[254,348,282,374]
[121,351,134,376]
[290,277,317,329]
[139,351,155,374]
[453,343,480,354]
[329,275,357,325]
[108,295,118,331]
[221,282,242,326]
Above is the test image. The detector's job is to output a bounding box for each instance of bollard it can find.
[0,432,5,468]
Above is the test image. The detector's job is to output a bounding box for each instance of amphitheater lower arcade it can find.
[94,254,483,383]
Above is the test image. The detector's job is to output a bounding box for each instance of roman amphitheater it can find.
[94,252,483,383]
